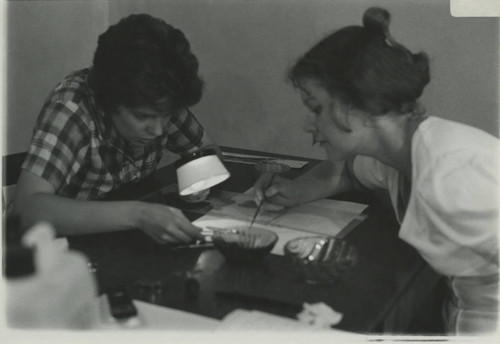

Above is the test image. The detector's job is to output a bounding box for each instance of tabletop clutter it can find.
[187,161,364,282]
[4,151,436,334]
[200,224,358,284]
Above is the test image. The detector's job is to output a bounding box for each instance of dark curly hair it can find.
[289,7,430,116]
[90,13,203,114]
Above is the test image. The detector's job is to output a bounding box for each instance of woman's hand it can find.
[134,203,202,244]
[253,173,302,211]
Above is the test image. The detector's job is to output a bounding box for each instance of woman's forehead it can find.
[122,96,177,116]
[118,104,168,118]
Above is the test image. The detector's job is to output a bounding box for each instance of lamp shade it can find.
[176,150,230,196]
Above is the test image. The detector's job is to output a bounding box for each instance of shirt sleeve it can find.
[21,97,91,193]
[416,152,499,266]
[164,109,214,156]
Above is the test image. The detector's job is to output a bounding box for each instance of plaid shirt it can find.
[22,68,213,200]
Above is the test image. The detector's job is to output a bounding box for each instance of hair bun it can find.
[363,7,390,35]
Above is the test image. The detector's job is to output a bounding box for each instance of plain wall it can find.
[4,0,499,161]
[109,0,499,160]
[4,0,109,155]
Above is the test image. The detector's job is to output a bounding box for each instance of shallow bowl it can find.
[212,226,278,265]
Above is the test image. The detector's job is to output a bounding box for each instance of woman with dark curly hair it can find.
[12,14,216,244]
[254,7,498,334]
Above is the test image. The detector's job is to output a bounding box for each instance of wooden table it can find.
[67,147,443,333]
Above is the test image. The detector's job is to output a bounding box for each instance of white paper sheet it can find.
[270,201,367,236]
[206,191,285,224]
[200,190,368,244]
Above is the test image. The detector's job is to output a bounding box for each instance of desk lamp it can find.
[175,148,230,196]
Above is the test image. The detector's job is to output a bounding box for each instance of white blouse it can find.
[353,116,499,277]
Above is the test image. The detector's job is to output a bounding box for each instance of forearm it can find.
[292,160,355,203]
[12,193,143,236]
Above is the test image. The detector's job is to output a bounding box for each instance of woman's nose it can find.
[149,118,164,137]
